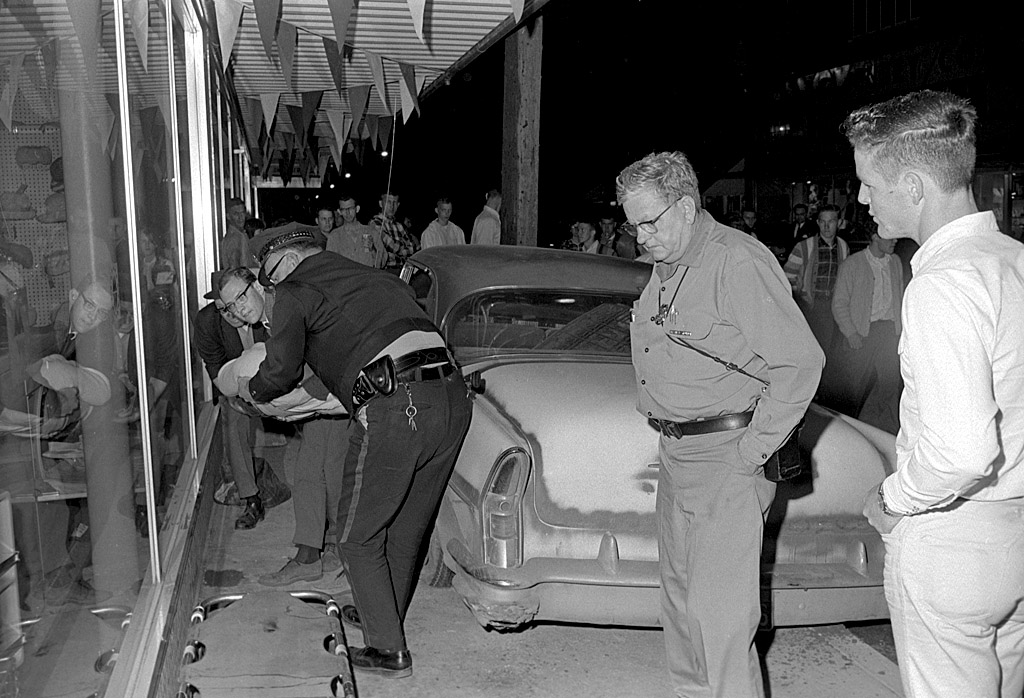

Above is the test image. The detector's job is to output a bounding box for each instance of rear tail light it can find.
[482,448,530,568]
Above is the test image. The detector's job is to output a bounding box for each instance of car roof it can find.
[408,246,653,306]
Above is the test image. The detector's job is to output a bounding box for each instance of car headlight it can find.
[482,447,530,568]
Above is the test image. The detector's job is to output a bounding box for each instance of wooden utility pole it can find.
[500,16,543,247]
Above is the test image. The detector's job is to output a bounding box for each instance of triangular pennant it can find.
[379,116,393,151]
[360,121,370,140]
[301,90,322,135]
[286,103,306,150]
[325,109,350,148]
[22,51,45,92]
[279,149,294,186]
[277,20,298,91]
[365,114,379,149]
[329,139,341,171]
[253,0,282,63]
[348,84,370,128]
[0,52,24,131]
[215,0,244,64]
[398,62,420,123]
[365,52,389,114]
[406,0,427,45]
[65,0,103,84]
[416,71,427,95]
[260,93,280,133]
[327,0,356,49]
[127,0,149,72]
[40,40,58,86]
[511,0,525,22]
[318,151,330,179]
[154,93,172,135]
[323,38,346,94]
[245,96,263,132]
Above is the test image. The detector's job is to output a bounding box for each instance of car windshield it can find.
[445,289,638,361]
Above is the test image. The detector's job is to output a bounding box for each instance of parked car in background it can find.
[402,245,893,631]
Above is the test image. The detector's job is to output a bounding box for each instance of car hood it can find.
[478,360,660,530]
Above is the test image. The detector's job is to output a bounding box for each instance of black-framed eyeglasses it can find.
[224,280,254,314]
[624,198,681,236]
[81,292,112,320]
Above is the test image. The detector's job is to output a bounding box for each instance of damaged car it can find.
[402,245,893,631]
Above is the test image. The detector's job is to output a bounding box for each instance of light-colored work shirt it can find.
[327,222,378,267]
[470,205,501,245]
[630,209,824,466]
[884,211,1024,514]
[420,220,466,248]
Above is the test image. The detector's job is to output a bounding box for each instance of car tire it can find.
[422,527,454,588]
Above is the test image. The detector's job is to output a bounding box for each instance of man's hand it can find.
[236,377,256,405]
[862,483,903,535]
[846,334,864,350]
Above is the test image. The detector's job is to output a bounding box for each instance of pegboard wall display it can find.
[0,94,69,331]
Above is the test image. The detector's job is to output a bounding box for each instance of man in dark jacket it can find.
[237,227,472,679]
[193,271,268,530]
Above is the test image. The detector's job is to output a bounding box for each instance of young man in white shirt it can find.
[850,90,1024,698]
[419,197,466,248]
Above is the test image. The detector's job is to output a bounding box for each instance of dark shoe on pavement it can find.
[341,604,361,629]
[257,558,323,587]
[234,497,265,530]
[321,544,344,573]
[349,646,413,679]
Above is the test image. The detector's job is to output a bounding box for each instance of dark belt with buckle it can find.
[393,347,455,382]
[649,411,754,439]
[351,347,456,411]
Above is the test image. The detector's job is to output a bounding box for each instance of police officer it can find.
[237,226,472,679]
[617,151,823,698]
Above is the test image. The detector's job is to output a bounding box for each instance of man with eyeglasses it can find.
[617,151,823,698]
[217,260,347,585]
[194,270,276,531]
[31,276,116,408]
[236,225,472,678]
[327,194,378,267]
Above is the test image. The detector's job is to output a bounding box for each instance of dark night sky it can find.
[328,0,1015,248]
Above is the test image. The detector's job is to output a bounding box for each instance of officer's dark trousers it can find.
[336,371,472,652]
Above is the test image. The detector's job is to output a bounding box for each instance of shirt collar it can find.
[655,209,715,280]
[912,211,999,276]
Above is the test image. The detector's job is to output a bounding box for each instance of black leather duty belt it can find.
[649,411,754,439]
[393,347,455,382]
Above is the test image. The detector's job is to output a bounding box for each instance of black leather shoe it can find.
[349,646,412,678]
[341,604,361,629]
[234,497,265,529]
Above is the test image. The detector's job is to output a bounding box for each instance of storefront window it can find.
[0,1,204,694]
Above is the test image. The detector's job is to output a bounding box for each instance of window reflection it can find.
[0,2,197,695]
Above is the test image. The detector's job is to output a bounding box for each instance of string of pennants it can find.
[1,0,528,184]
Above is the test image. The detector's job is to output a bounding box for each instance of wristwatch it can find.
[877,483,901,518]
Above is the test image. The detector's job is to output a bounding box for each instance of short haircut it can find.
[227,197,246,211]
[316,204,335,216]
[75,272,114,297]
[817,204,841,217]
[842,90,977,193]
[436,196,452,207]
[337,193,357,204]
[218,266,257,294]
[793,203,808,212]
[616,151,701,207]
[485,189,501,201]
[244,217,265,236]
